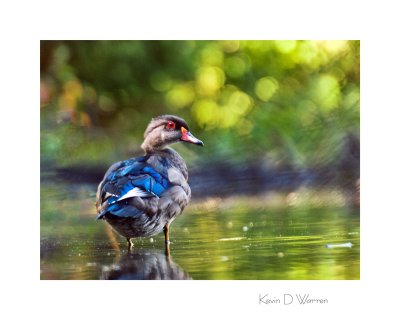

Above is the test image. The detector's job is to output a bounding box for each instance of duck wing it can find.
[96,155,171,219]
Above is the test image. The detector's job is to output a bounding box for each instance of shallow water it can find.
[40,181,360,280]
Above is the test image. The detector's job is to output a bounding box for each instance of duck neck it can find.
[143,146,179,159]
[141,139,163,154]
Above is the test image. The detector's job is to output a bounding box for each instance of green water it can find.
[40,181,360,280]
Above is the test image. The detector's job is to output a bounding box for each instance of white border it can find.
[2,1,399,319]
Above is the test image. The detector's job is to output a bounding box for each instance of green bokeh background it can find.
[40,40,359,170]
[40,40,360,280]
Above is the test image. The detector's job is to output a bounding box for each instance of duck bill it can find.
[181,127,204,146]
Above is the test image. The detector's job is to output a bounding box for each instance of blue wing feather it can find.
[99,155,172,217]
[96,202,143,219]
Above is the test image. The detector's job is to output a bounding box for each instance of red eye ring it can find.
[166,121,176,130]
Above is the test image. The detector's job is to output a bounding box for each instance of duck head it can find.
[141,115,204,153]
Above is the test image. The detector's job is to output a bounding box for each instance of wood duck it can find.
[96,115,203,254]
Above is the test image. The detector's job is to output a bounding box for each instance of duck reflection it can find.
[100,249,191,280]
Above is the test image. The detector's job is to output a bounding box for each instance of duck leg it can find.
[127,238,134,251]
[163,224,171,256]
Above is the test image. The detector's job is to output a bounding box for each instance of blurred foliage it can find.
[40,40,360,168]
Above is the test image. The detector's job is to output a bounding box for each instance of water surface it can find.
[41,181,360,280]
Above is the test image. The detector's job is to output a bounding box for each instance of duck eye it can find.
[166,121,176,130]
